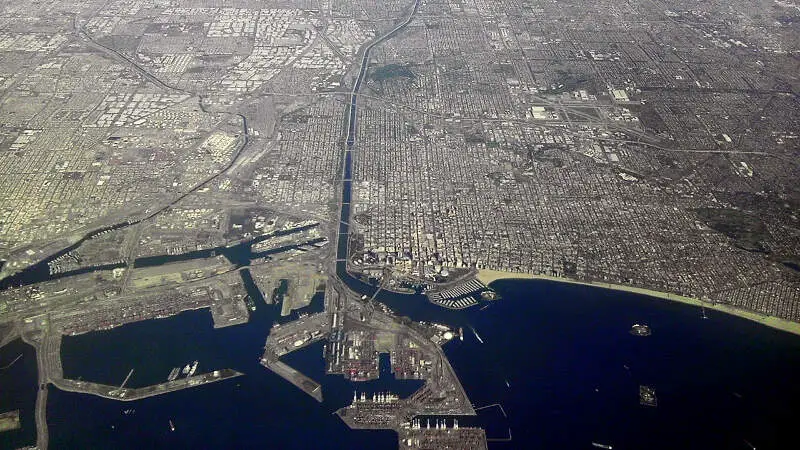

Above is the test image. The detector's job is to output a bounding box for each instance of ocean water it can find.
[445,280,800,449]
[0,339,37,449]
[5,278,800,449]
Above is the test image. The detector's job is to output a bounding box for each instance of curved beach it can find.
[476,269,800,336]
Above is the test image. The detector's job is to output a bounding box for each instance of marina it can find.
[427,279,488,310]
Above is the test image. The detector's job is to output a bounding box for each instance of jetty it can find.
[52,368,243,402]
[260,356,323,402]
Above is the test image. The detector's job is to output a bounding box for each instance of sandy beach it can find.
[476,269,800,336]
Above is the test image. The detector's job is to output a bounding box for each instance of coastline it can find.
[476,269,800,336]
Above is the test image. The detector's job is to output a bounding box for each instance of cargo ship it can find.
[167,367,180,381]
[188,360,199,376]
[244,295,256,311]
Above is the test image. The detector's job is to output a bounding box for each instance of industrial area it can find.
[258,278,484,447]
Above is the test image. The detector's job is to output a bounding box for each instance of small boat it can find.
[169,420,175,432]
[505,379,511,388]
[470,326,484,344]
[592,443,613,450]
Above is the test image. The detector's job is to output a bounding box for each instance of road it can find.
[20,331,49,450]
[51,369,244,402]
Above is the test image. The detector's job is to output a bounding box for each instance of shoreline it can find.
[476,269,800,336]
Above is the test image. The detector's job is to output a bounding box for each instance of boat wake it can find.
[469,326,484,344]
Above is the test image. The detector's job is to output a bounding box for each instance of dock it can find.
[210,295,250,329]
[398,419,488,450]
[260,358,323,402]
[264,311,329,356]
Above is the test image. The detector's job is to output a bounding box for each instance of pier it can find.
[263,311,329,357]
[117,369,134,389]
[51,368,243,402]
[398,419,488,449]
[258,311,328,403]
[260,357,323,403]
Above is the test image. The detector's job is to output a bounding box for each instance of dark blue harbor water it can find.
[49,272,416,449]
[0,339,37,449]
[446,280,800,449]
[24,278,799,449]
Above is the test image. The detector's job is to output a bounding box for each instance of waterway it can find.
[49,276,422,449]
[0,222,322,291]
[0,339,38,449]
[3,278,795,449]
